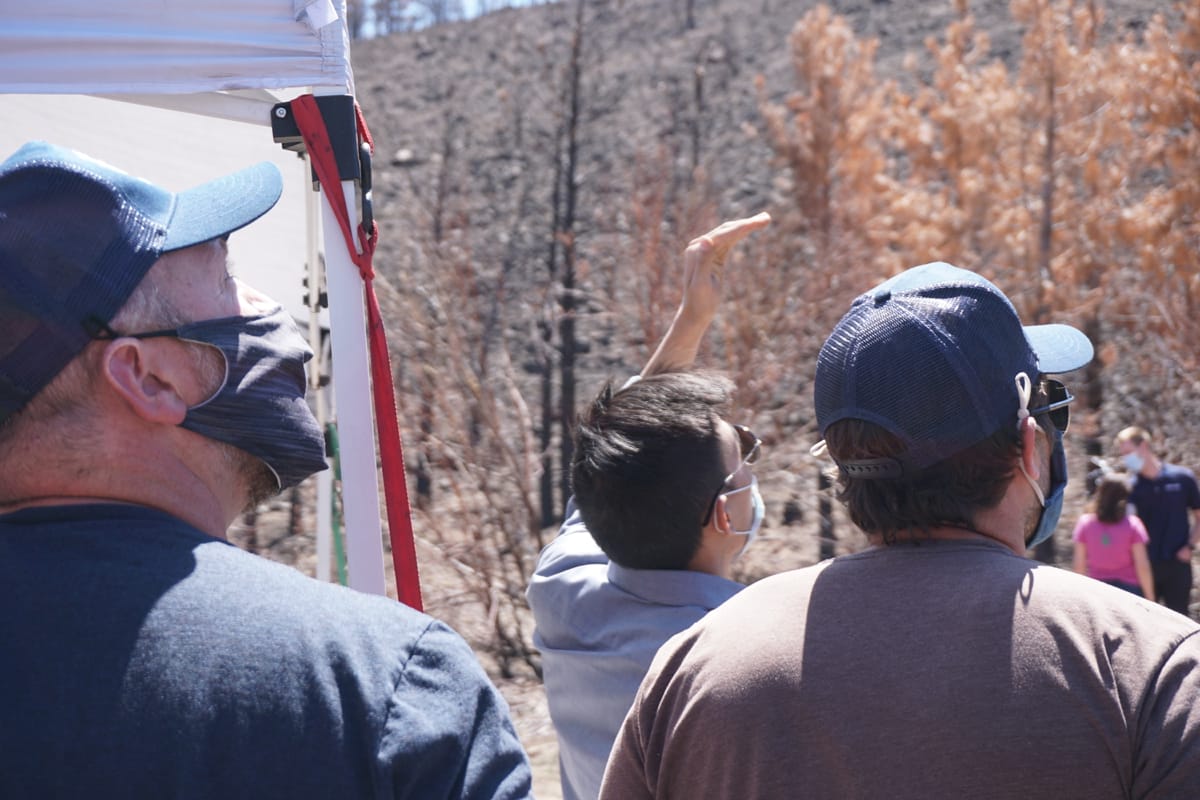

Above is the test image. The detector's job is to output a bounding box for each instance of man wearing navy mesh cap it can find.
[601,262,1200,799]
[0,142,531,799]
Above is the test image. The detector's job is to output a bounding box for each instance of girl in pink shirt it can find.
[1072,473,1155,601]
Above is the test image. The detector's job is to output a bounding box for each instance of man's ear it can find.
[710,495,733,536]
[99,339,190,425]
[1020,416,1042,481]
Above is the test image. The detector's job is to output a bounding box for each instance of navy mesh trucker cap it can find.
[814,262,1093,476]
[0,141,283,424]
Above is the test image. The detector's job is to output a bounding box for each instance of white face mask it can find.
[1123,452,1145,473]
[723,475,764,556]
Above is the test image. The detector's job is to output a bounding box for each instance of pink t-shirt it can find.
[1071,513,1149,586]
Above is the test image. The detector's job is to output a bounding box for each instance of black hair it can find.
[570,370,733,570]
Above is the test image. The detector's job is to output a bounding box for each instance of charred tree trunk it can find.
[289,485,303,536]
[557,0,585,516]
[539,114,566,529]
[538,316,556,528]
[1035,63,1056,326]
[416,385,434,509]
[432,105,458,246]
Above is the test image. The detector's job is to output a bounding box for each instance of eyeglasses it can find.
[1028,379,1074,433]
[700,424,762,526]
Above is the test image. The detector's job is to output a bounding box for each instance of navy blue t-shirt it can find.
[0,504,532,799]
[1129,464,1200,562]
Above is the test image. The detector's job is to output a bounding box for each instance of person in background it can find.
[0,142,531,799]
[1115,426,1200,617]
[1072,472,1155,601]
[527,213,770,800]
[600,262,1200,799]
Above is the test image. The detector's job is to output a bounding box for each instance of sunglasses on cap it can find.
[1028,379,1073,433]
[700,424,762,526]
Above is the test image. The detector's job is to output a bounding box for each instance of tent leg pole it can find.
[321,181,387,596]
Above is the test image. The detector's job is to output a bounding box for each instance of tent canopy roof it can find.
[0,0,352,96]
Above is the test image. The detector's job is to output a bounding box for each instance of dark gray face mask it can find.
[105,306,328,490]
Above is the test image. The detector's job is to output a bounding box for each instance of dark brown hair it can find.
[824,418,1023,543]
[1093,473,1131,524]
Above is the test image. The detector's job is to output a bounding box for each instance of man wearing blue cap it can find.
[0,142,531,798]
[600,263,1200,798]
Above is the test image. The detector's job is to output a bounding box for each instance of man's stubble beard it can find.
[219,441,281,512]
[188,340,280,512]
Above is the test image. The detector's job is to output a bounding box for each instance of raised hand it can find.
[678,212,773,328]
[641,212,771,377]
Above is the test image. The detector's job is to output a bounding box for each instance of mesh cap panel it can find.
[815,263,1090,472]
[0,141,281,423]
[0,168,162,419]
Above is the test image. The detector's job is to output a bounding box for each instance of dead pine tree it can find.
[538,121,563,529]
[539,0,588,526]
[557,0,586,518]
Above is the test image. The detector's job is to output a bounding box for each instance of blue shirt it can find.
[0,503,532,799]
[1130,463,1200,562]
[527,500,742,800]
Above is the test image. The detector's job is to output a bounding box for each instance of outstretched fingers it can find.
[680,212,771,319]
[693,211,771,264]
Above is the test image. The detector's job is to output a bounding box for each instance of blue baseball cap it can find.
[0,141,283,423]
[814,262,1093,475]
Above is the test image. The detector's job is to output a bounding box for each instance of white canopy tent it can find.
[1,0,352,97]
[0,0,406,601]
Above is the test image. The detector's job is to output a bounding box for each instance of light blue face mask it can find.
[1024,428,1066,549]
[1013,372,1068,549]
[723,475,764,556]
[1122,452,1145,473]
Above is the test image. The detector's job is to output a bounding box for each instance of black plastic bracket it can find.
[358,142,373,234]
[271,95,361,184]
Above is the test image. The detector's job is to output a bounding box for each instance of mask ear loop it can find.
[1014,372,1032,429]
[1014,372,1046,507]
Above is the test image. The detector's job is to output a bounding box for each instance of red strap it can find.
[291,94,423,611]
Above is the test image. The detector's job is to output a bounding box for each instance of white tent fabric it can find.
[0,0,393,597]
[0,0,352,95]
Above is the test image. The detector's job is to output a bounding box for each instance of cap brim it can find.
[163,161,283,251]
[1025,323,1094,374]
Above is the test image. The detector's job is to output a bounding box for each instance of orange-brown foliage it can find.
[754,0,1198,448]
